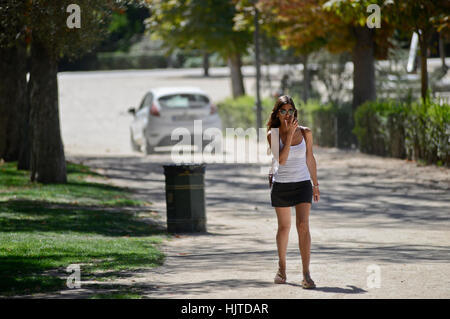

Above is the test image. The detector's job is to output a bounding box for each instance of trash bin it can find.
[163,163,206,233]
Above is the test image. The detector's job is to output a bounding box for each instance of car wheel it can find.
[130,131,141,152]
[145,139,155,155]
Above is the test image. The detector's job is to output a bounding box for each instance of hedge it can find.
[96,52,168,70]
[217,96,355,148]
[217,95,274,131]
[353,99,450,166]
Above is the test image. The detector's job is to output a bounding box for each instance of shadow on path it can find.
[67,152,450,229]
[60,150,450,298]
[286,282,367,294]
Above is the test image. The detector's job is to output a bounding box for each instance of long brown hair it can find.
[266,95,298,132]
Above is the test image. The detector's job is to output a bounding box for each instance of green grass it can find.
[0,162,151,206]
[0,161,166,297]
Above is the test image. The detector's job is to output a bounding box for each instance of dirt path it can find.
[36,144,448,299]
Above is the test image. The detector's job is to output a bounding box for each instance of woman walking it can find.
[267,95,320,289]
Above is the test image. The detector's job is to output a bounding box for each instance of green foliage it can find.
[297,99,355,148]
[323,0,387,26]
[353,100,408,157]
[0,0,124,59]
[146,0,253,59]
[322,0,396,58]
[404,99,450,165]
[353,99,450,166]
[299,101,336,147]
[254,0,333,56]
[101,3,150,52]
[391,0,450,35]
[29,0,119,60]
[217,95,274,130]
[390,0,450,100]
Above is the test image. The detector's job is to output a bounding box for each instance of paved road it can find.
[58,66,278,156]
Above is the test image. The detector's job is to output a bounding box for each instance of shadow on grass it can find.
[0,198,167,296]
[0,199,165,237]
[0,245,166,296]
[0,250,165,296]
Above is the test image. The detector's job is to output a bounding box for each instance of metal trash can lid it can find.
[163,163,206,175]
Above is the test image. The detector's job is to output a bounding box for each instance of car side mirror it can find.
[128,107,136,115]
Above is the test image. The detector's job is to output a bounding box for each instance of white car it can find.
[128,87,222,154]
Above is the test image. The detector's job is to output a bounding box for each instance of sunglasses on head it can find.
[279,109,295,115]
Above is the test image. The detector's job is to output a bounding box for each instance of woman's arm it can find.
[304,129,319,187]
[267,130,291,165]
[267,122,297,165]
[278,134,293,165]
[278,117,298,165]
[304,128,320,202]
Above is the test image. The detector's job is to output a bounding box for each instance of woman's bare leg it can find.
[295,202,312,275]
[275,207,291,276]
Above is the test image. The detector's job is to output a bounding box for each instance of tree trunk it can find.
[0,45,23,162]
[419,30,431,101]
[17,46,31,171]
[302,54,310,103]
[439,32,447,69]
[29,40,67,183]
[0,47,13,161]
[227,52,245,98]
[202,51,209,77]
[352,27,376,113]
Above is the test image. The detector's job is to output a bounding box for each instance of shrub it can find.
[353,100,408,157]
[297,100,355,148]
[298,100,336,147]
[353,99,449,166]
[404,99,450,165]
[217,95,274,131]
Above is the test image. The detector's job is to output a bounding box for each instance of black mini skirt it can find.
[271,180,313,207]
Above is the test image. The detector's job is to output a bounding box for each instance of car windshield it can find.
[158,94,209,109]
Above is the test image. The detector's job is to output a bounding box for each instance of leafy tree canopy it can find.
[145,0,253,58]
[0,0,124,60]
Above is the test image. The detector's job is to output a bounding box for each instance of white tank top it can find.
[273,134,310,183]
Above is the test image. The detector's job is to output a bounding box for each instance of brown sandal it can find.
[302,273,316,289]
[274,269,287,284]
